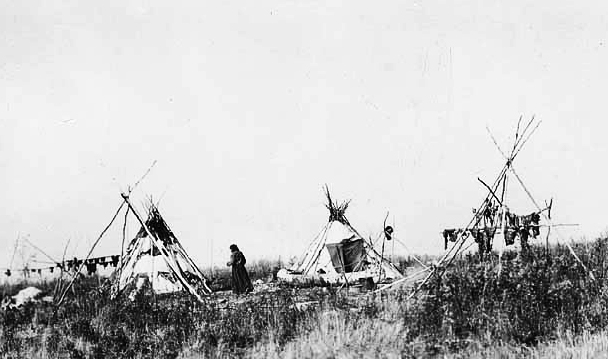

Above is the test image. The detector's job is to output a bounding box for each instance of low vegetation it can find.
[2,238,608,358]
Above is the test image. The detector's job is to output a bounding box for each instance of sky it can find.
[1,0,608,270]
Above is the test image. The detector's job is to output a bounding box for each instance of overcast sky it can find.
[1,0,608,269]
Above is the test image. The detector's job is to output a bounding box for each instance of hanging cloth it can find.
[111,255,120,267]
[71,257,82,269]
[484,226,497,240]
[519,227,530,242]
[484,227,496,253]
[504,228,517,246]
[510,213,519,227]
[483,204,497,226]
[530,212,541,237]
[86,262,97,275]
[442,229,459,249]
[470,228,483,243]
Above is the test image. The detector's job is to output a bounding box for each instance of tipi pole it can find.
[412,165,508,296]
[391,235,429,270]
[54,238,71,299]
[392,234,395,264]
[118,206,129,285]
[406,118,536,298]
[508,166,595,280]
[56,200,127,306]
[171,239,212,293]
[296,225,327,270]
[149,235,154,291]
[380,237,386,281]
[131,160,157,192]
[512,115,523,153]
[379,212,389,281]
[497,169,509,266]
[7,234,19,273]
[501,170,509,232]
[513,115,536,153]
[347,222,402,276]
[303,224,330,275]
[512,119,542,159]
[338,252,349,289]
[545,224,551,258]
[477,177,503,206]
[487,122,594,280]
[22,236,58,265]
[374,268,430,293]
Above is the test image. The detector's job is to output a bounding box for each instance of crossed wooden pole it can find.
[376,116,594,296]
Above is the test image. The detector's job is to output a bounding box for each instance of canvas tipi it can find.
[56,192,212,305]
[113,198,212,300]
[279,187,403,284]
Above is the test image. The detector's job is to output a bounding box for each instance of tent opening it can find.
[326,239,365,273]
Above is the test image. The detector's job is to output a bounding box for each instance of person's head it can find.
[229,244,239,252]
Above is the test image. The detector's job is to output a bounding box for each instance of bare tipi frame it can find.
[378,116,593,294]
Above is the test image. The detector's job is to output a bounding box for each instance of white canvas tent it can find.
[56,192,212,305]
[279,188,403,284]
[113,201,212,299]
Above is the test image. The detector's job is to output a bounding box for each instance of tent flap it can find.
[326,239,364,273]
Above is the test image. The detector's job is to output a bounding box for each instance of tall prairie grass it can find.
[2,238,608,358]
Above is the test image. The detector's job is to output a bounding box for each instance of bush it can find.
[401,242,608,347]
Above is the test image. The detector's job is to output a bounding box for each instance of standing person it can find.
[227,244,253,294]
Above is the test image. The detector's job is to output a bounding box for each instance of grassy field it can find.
[2,239,608,358]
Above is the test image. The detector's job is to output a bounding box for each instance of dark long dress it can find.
[229,251,253,294]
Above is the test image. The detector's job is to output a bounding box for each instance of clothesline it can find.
[440,223,578,234]
[2,254,121,277]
